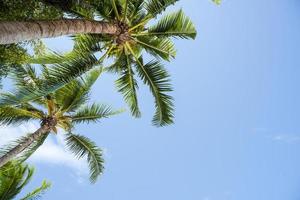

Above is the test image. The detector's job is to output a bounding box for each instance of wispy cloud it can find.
[0,122,88,179]
[270,134,300,143]
[253,128,300,144]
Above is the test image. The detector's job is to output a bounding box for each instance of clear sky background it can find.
[3,0,300,199]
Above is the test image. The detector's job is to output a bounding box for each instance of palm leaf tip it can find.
[66,133,104,183]
[134,58,174,126]
[20,180,51,200]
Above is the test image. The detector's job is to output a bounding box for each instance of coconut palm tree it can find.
[0,161,51,200]
[0,0,196,44]
[20,0,196,127]
[0,65,121,182]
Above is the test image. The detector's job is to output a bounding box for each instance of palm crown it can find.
[23,0,197,126]
[0,65,121,182]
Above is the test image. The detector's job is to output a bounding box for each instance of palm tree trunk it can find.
[0,19,119,44]
[0,125,50,168]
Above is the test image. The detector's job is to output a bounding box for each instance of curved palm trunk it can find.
[0,125,50,168]
[0,19,119,44]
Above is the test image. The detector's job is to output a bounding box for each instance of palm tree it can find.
[22,0,196,127]
[0,65,121,182]
[0,0,197,45]
[0,161,51,200]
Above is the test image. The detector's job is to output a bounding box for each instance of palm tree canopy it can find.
[0,161,51,200]
[0,65,122,182]
[26,0,197,126]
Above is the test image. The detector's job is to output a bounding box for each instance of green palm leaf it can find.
[147,9,197,39]
[72,34,105,53]
[11,65,40,88]
[47,52,99,84]
[135,36,176,60]
[134,58,174,126]
[71,103,122,124]
[0,161,51,200]
[0,106,42,126]
[0,161,34,200]
[145,0,178,17]
[54,68,102,113]
[20,180,51,200]
[6,52,99,106]
[65,133,104,183]
[126,44,174,126]
[115,54,141,117]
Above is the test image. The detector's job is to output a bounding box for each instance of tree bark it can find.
[0,125,50,168]
[0,19,119,44]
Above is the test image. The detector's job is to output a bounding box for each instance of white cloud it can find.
[270,134,300,143]
[0,122,88,179]
[253,128,300,144]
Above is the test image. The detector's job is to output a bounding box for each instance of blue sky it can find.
[4,0,300,199]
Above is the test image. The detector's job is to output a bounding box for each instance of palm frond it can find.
[8,53,99,105]
[65,133,104,183]
[20,180,51,200]
[144,0,178,17]
[55,68,102,113]
[134,58,174,126]
[126,0,144,21]
[135,36,176,61]
[94,0,119,20]
[71,103,122,124]
[126,44,174,126]
[146,9,197,39]
[10,65,41,89]
[30,51,76,65]
[40,0,95,19]
[0,92,23,105]
[72,34,105,53]
[115,54,141,117]
[47,50,101,85]
[0,161,34,200]
[0,106,42,126]
[112,0,121,19]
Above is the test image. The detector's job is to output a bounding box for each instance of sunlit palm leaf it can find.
[9,53,99,105]
[115,54,140,117]
[147,9,197,39]
[20,180,51,200]
[65,133,104,183]
[134,58,174,126]
[0,106,42,126]
[10,65,41,89]
[0,161,34,200]
[54,68,102,112]
[135,36,176,60]
[145,0,178,17]
[72,103,122,124]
